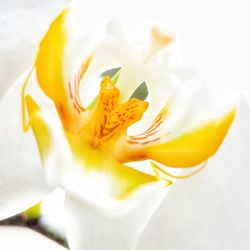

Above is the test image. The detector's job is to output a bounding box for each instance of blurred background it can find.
[0,0,250,249]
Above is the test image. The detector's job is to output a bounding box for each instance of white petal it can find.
[0,72,51,220]
[40,188,66,238]
[38,111,72,188]
[63,32,98,92]
[133,67,179,133]
[0,226,66,250]
[156,82,235,142]
[137,94,250,249]
[64,182,169,250]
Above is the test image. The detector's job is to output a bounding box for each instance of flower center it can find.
[57,76,148,162]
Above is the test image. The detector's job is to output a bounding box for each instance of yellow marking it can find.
[146,109,236,168]
[25,95,52,164]
[21,66,35,132]
[112,161,159,199]
[36,8,69,104]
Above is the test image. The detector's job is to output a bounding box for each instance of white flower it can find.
[0,5,240,250]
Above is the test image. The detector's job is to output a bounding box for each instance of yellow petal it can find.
[25,95,52,164]
[36,8,69,104]
[145,109,236,168]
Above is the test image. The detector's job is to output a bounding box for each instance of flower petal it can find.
[117,86,236,168]
[138,94,250,249]
[168,66,197,83]
[0,226,66,250]
[0,73,51,220]
[23,93,72,187]
[62,159,160,200]
[35,8,69,104]
[64,181,168,250]
[145,109,235,168]
[25,95,52,162]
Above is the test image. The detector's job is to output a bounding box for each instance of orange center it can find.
[56,76,148,161]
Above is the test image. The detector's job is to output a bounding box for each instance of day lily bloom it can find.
[0,5,238,250]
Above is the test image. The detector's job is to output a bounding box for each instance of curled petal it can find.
[23,94,72,187]
[36,8,69,104]
[35,7,90,132]
[145,109,235,168]
[25,95,52,162]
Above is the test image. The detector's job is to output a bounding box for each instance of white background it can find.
[0,0,250,249]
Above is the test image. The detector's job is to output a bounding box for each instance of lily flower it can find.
[0,6,236,250]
